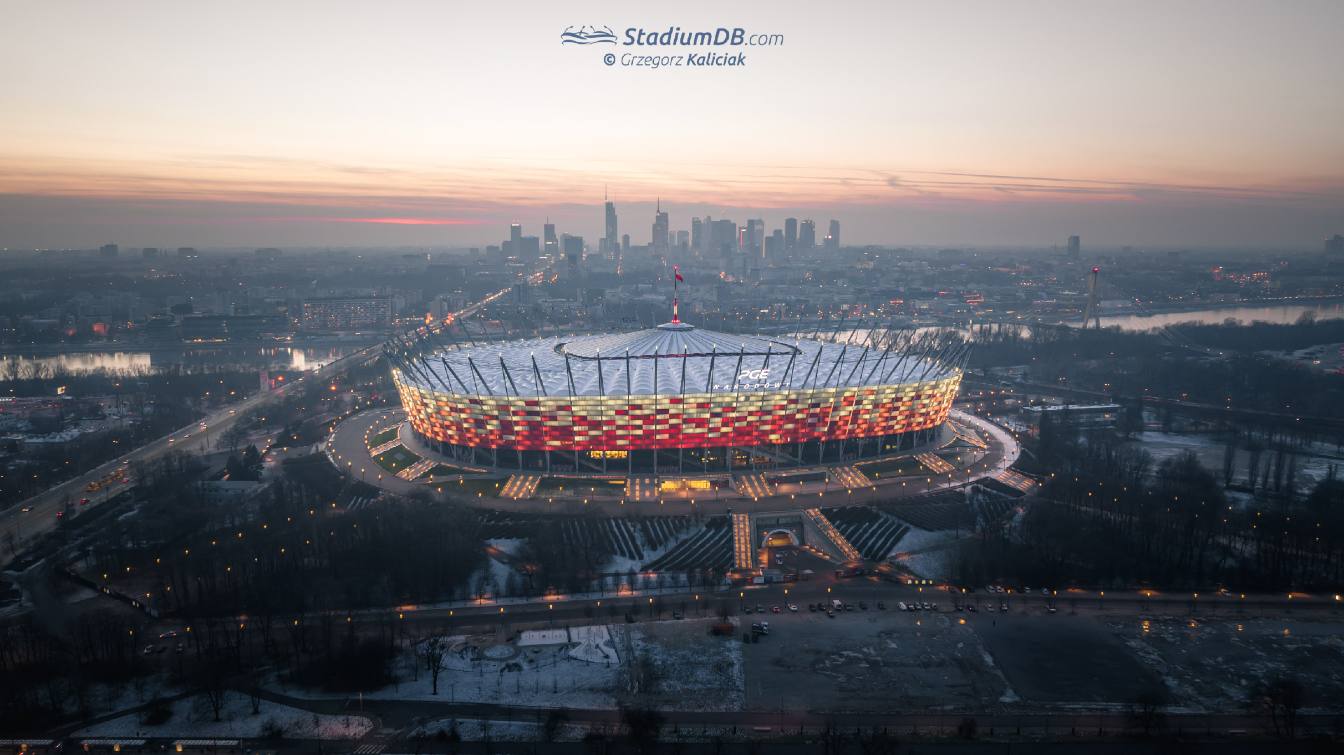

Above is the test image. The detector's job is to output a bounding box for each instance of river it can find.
[0,343,370,380]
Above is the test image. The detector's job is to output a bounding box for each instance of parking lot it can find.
[733,579,1344,713]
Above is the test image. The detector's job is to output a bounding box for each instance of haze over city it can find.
[2,0,1343,249]
[5,2,1344,753]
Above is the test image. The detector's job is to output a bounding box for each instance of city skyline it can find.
[2,0,1342,248]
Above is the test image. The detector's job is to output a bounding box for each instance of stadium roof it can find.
[391,321,965,398]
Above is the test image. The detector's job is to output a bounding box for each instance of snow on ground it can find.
[487,538,525,557]
[74,692,372,740]
[273,620,743,712]
[407,717,592,741]
[893,526,958,553]
[276,630,621,709]
[568,624,618,664]
[517,628,569,646]
[623,619,745,711]
[1127,431,1343,490]
[891,526,960,580]
[470,556,516,597]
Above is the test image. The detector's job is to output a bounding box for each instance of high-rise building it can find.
[799,219,816,251]
[1326,234,1344,255]
[510,223,523,249]
[519,236,540,261]
[621,233,630,253]
[652,199,669,254]
[824,220,840,252]
[562,234,584,279]
[603,198,619,257]
[99,243,119,257]
[691,217,703,254]
[745,219,765,257]
[711,219,738,260]
[784,218,798,254]
[766,229,783,260]
[675,230,689,252]
[1067,235,1081,258]
[543,222,557,256]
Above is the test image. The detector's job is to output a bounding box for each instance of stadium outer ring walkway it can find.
[323,406,1022,516]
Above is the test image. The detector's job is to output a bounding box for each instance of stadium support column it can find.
[652,349,660,481]
[678,354,688,475]
[705,348,717,477]
[565,352,580,474]
[533,354,550,474]
[728,348,746,475]
[597,351,607,474]
[625,350,633,479]
[859,347,893,458]
[798,349,823,465]
[816,345,847,465]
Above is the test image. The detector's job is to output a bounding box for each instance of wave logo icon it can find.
[561,25,617,45]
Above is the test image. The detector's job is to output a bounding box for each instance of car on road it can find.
[742,606,752,614]
[20,506,31,513]
[826,609,835,618]
[967,604,976,612]
[788,604,798,612]
[808,603,816,612]
[858,601,868,610]
[771,605,781,613]
[756,604,764,613]
[877,601,886,610]
[897,602,907,611]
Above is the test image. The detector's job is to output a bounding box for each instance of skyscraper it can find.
[652,199,669,254]
[510,223,522,248]
[603,197,619,258]
[798,219,816,251]
[745,219,765,257]
[519,235,540,261]
[1067,235,1081,258]
[691,217,703,254]
[825,219,840,252]
[710,219,737,261]
[543,222,557,256]
[784,217,798,254]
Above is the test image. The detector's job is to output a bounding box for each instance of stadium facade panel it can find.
[386,320,969,471]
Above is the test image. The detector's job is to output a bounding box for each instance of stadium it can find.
[383,312,971,477]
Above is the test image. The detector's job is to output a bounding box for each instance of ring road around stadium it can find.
[325,315,1022,508]
[389,314,970,469]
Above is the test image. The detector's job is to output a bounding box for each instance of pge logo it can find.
[737,368,771,382]
[561,25,616,45]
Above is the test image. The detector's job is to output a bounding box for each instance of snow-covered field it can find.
[273,619,744,712]
[889,526,960,580]
[73,692,372,740]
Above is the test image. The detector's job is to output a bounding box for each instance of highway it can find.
[0,280,523,559]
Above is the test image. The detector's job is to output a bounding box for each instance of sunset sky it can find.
[2,0,1341,249]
